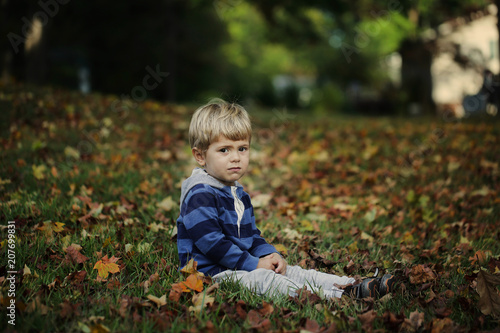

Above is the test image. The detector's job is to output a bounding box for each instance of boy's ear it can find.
[192,147,206,167]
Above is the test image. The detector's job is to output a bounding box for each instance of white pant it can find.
[212,265,355,299]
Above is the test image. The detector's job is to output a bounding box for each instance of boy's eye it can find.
[239,147,248,152]
[220,148,229,153]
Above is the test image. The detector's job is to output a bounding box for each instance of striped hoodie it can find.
[177,168,278,276]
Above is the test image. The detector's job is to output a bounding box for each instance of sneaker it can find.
[343,274,396,299]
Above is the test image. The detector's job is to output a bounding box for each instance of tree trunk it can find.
[164,0,179,102]
[399,38,436,115]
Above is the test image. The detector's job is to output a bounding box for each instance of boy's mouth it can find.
[228,167,241,171]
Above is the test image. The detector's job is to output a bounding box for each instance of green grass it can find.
[1,83,499,331]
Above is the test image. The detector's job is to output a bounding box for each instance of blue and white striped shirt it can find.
[177,169,277,276]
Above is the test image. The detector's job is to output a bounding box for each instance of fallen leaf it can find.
[469,250,488,266]
[180,274,204,292]
[180,258,204,276]
[477,270,500,318]
[247,310,272,331]
[190,293,215,313]
[65,244,89,265]
[410,264,436,284]
[37,221,65,239]
[25,296,49,315]
[401,310,425,332]
[274,244,288,256]
[157,196,175,211]
[358,310,377,333]
[147,294,167,308]
[65,270,87,285]
[32,164,47,180]
[89,323,110,333]
[93,255,120,279]
[257,301,274,316]
[431,317,454,333]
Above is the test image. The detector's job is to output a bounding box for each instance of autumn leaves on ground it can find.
[0,84,499,332]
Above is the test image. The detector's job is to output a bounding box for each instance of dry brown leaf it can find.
[409,264,436,284]
[477,270,500,318]
[25,296,49,315]
[65,244,89,265]
[358,310,377,333]
[430,317,454,333]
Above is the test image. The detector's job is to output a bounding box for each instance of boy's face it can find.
[193,136,250,186]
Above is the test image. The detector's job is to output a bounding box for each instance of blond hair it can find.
[189,99,252,151]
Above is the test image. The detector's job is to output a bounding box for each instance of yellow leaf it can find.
[93,255,120,279]
[360,231,374,242]
[348,241,358,254]
[137,242,151,253]
[147,294,167,308]
[471,186,491,197]
[53,222,65,232]
[252,193,272,208]
[274,244,288,256]
[190,293,215,313]
[37,221,65,238]
[447,161,461,173]
[181,258,202,275]
[89,323,110,333]
[23,264,32,276]
[157,196,176,211]
[32,164,47,180]
[64,146,80,160]
[362,145,379,160]
[148,223,167,233]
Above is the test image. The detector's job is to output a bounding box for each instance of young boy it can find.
[177,99,394,299]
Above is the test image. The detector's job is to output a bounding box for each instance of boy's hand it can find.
[257,256,279,271]
[263,253,287,275]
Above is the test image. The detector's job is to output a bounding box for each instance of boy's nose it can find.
[230,151,240,162]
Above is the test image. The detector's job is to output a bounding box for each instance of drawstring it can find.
[231,186,244,238]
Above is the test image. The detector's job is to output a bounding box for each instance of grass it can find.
[1,83,499,332]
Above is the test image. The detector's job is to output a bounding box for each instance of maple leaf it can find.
[169,284,183,302]
[147,294,167,308]
[477,270,500,318]
[64,244,89,265]
[180,258,204,276]
[190,293,215,314]
[180,274,204,292]
[156,196,175,211]
[37,221,65,239]
[93,255,120,279]
[409,264,436,284]
[469,250,488,266]
[401,310,425,332]
[32,164,47,180]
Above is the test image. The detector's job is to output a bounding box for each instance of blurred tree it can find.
[1,0,229,102]
[248,0,494,114]
[1,0,495,111]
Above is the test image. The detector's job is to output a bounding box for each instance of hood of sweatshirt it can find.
[179,168,243,205]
